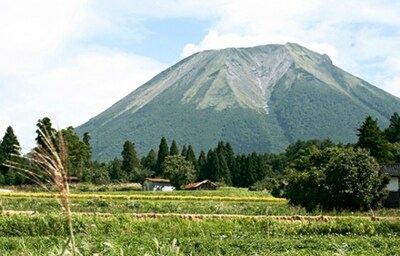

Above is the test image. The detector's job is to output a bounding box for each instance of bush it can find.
[249,177,285,198]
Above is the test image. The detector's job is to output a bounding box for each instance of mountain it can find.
[76,43,400,161]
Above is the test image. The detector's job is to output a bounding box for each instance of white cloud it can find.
[28,50,166,125]
[0,0,85,75]
[3,50,166,149]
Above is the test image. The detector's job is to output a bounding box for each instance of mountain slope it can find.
[76,43,400,161]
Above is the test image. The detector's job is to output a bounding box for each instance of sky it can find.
[1,0,400,150]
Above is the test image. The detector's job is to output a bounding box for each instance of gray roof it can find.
[382,164,400,177]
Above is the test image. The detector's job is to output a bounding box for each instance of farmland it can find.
[1,186,400,255]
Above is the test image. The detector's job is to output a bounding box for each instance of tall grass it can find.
[5,128,78,255]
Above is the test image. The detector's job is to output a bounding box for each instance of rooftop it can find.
[185,180,217,189]
[382,163,400,177]
[145,178,171,183]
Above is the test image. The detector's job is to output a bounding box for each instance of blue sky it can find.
[1,0,400,150]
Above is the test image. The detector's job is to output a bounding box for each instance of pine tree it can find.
[121,140,140,179]
[356,116,393,163]
[233,154,246,187]
[141,149,157,172]
[384,112,400,143]
[215,142,232,185]
[180,145,188,158]
[225,142,236,180]
[156,137,169,176]
[186,145,198,172]
[207,150,219,182]
[197,150,207,181]
[0,126,22,185]
[169,140,179,155]
[35,117,56,150]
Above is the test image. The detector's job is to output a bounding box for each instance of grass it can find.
[2,193,400,217]
[1,214,400,255]
[1,180,400,254]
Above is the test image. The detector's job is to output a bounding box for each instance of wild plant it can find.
[5,128,79,255]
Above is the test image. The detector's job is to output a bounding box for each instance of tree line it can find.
[1,113,400,210]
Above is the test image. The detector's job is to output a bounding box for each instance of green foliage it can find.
[185,145,198,172]
[161,155,196,189]
[156,137,169,176]
[356,116,393,163]
[249,177,285,198]
[180,145,187,158]
[121,140,140,178]
[35,117,56,151]
[286,167,325,212]
[0,126,23,185]
[141,149,157,172]
[324,148,389,211]
[286,147,390,211]
[61,126,92,181]
[108,158,125,181]
[384,112,400,143]
[91,168,111,185]
[197,150,207,180]
[169,140,179,155]
[130,167,154,183]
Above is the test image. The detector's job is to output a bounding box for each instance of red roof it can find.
[145,178,171,183]
[185,180,217,189]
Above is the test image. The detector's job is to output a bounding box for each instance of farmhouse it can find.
[185,180,218,190]
[382,163,400,208]
[143,178,175,191]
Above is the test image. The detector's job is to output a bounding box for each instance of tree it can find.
[130,168,154,183]
[91,167,111,185]
[156,137,169,176]
[61,127,92,181]
[215,142,232,185]
[286,147,389,211]
[109,158,125,181]
[35,117,56,151]
[324,148,389,211]
[185,145,198,172]
[356,116,393,163]
[198,150,212,181]
[384,112,400,143]
[82,132,92,160]
[0,126,22,184]
[169,140,179,155]
[121,140,140,179]
[180,145,188,158]
[161,155,196,189]
[197,150,207,181]
[233,154,246,187]
[141,149,157,172]
[225,143,236,175]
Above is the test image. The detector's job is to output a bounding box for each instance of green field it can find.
[1,186,400,255]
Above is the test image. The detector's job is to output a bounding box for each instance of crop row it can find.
[1,214,400,255]
[0,192,286,202]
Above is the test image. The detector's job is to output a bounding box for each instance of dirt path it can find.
[2,210,400,222]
